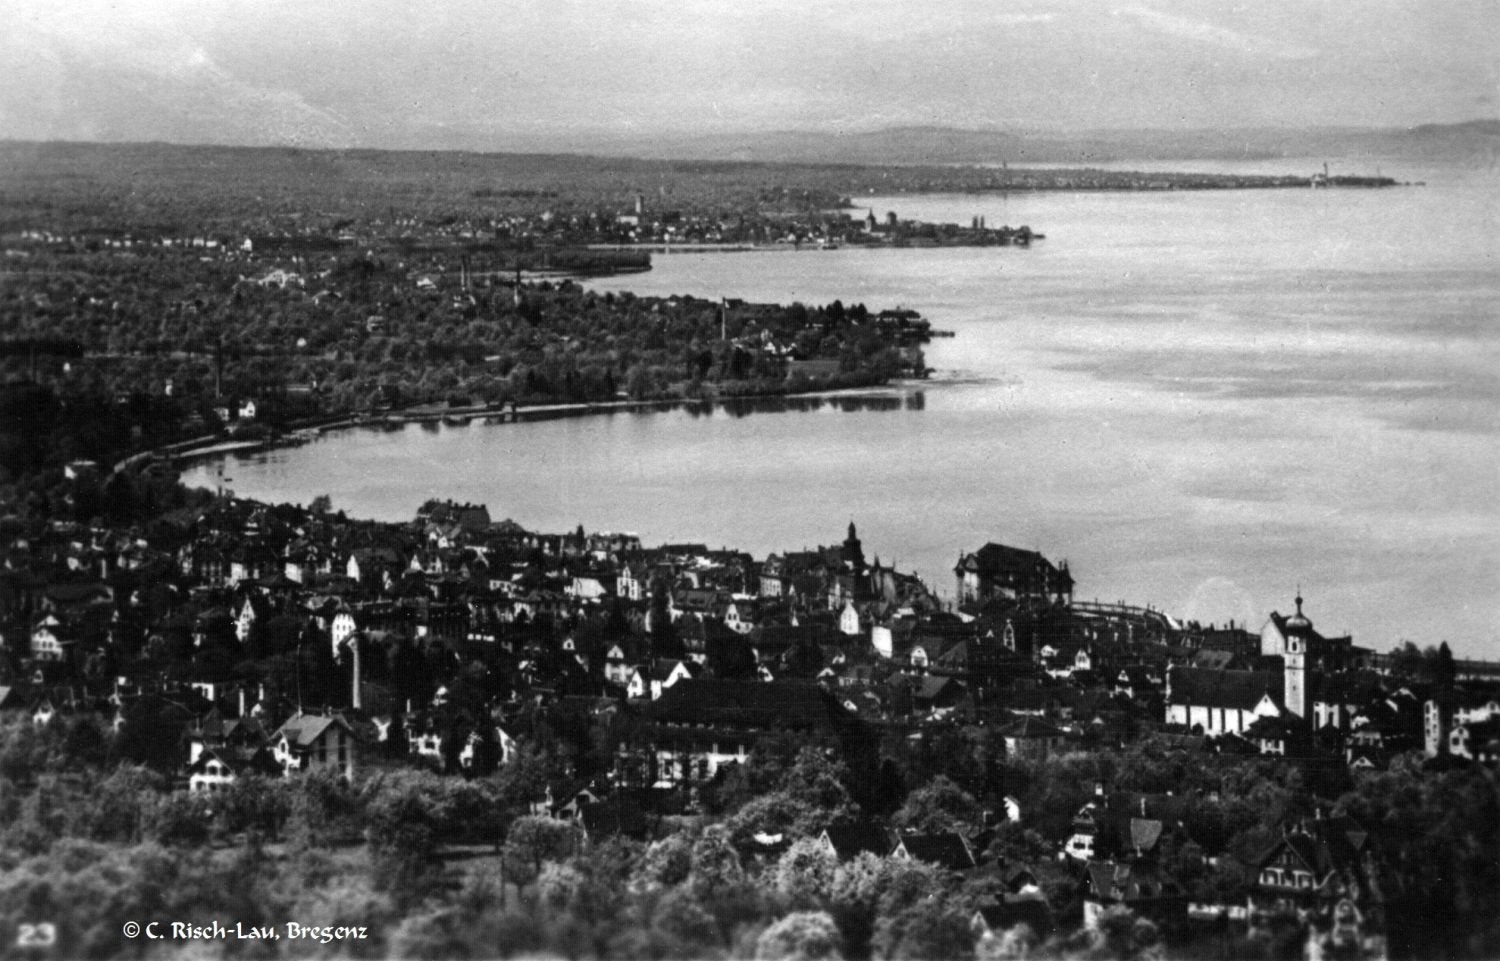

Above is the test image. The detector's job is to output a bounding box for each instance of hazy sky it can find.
[2,0,1496,149]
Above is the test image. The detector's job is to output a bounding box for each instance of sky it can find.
[1,0,1496,151]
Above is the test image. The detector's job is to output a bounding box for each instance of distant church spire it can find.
[843,521,865,576]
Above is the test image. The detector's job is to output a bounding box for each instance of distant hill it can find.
[592,121,1500,166]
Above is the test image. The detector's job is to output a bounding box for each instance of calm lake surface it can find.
[185,159,1500,656]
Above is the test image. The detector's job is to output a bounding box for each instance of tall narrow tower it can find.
[843,521,866,577]
[1283,593,1309,719]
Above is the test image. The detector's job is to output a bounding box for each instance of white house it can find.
[839,600,863,637]
[627,659,692,700]
[273,712,356,780]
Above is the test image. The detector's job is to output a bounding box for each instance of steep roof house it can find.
[818,823,896,861]
[954,542,1073,607]
[892,832,977,872]
[1081,860,1185,930]
[273,712,357,780]
[1250,816,1387,961]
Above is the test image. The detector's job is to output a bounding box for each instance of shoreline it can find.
[154,380,930,472]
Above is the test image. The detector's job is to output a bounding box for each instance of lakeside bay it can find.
[186,159,1500,656]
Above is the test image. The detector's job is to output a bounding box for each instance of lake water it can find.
[185,159,1500,657]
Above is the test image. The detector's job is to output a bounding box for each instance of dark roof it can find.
[821,823,895,860]
[914,675,963,702]
[1258,817,1378,893]
[1245,714,1300,739]
[188,745,280,778]
[959,543,1060,578]
[1169,666,1282,712]
[975,896,1054,937]
[896,832,976,871]
[1191,649,1238,671]
[647,679,852,731]
[646,659,688,682]
[1084,860,1183,904]
[276,712,351,748]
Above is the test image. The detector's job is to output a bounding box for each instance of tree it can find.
[283,765,362,850]
[828,853,947,960]
[1092,905,1162,961]
[871,897,976,961]
[624,363,657,399]
[651,887,723,955]
[757,910,845,961]
[632,832,695,893]
[217,773,289,842]
[727,748,859,845]
[1334,762,1500,959]
[502,815,580,888]
[891,774,984,836]
[688,824,745,895]
[365,771,445,892]
[984,821,1051,867]
[774,838,840,907]
[81,764,163,843]
[113,695,192,775]
[141,791,213,847]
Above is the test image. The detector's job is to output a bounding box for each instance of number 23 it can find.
[18,924,57,948]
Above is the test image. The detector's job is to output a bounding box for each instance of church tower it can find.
[1283,593,1309,719]
[842,521,866,577]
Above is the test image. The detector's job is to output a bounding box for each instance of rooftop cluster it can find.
[2,483,1496,960]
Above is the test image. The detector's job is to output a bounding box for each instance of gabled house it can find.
[30,615,72,662]
[1448,716,1500,762]
[724,599,759,635]
[603,640,644,687]
[838,600,864,637]
[1081,860,1185,930]
[913,675,966,717]
[273,712,356,780]
[235,593,271,644]
[568,573,615,602]
[617,562,651,602]
[187,745,280,793]
[1250,817,1387,961]
[31,696,58,726]
[954,542,1073,607]
[996,715,1067,760]
[818,823,895,861]
[626,658,693,701]
[891,832,976,872]
[1064,791,1187,864]
[972,891,1054,943]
